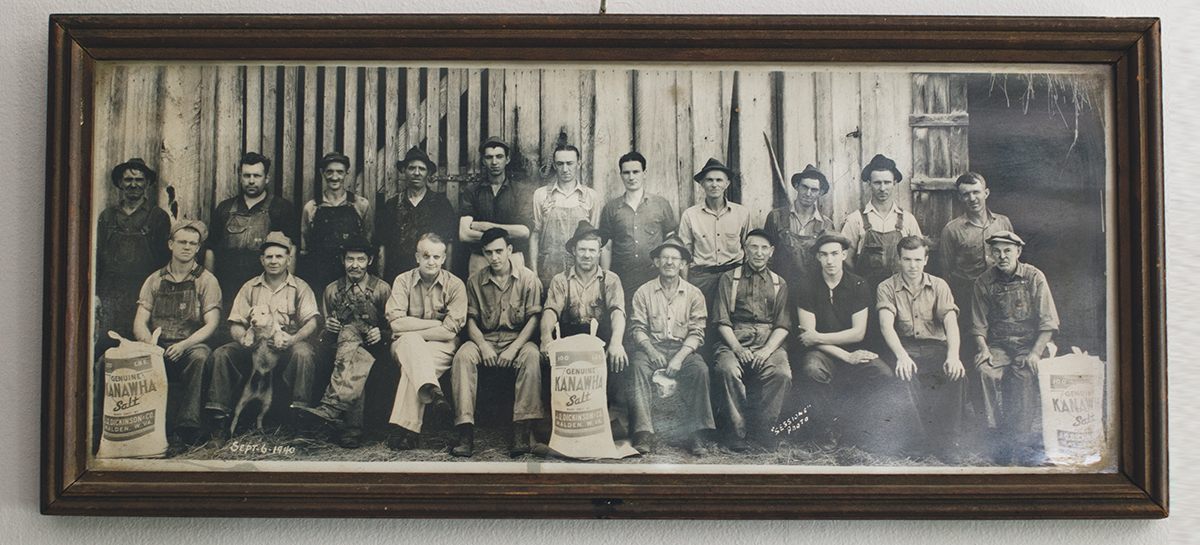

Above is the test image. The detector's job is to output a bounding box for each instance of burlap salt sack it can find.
[1038,347,1107,466]
[96,330,169,459]
[546,333,637,459]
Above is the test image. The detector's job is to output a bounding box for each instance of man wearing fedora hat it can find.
[207,232,321,436]
[376,146,457,283]
[598,151,678,307]
[840,154,923,288]
[541,220,630,438]
[764,165,835,303]
[299,151,373,295]
[130,220,222,445]
[969,230,1060,464]
[530,143,600,289]
[457,137,536,278]
[627,235,715,456]
[677,157,753,298]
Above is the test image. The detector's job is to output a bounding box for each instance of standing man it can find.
[711,229,792,452]
[627,236,715,456]
[450,228,544,457]
[939,172,1014,325]
[299,151,373,294]
[677,158,753,296]
[876,236,965,462]
[541,221,629,437]
[530,143,600,289]
[376,146,457,283]
[597,151,677,305]
[763,165,834,305]
[207,152,300,313]
[383,233,467,451]
[840,154,923,288]
[96,157,172,343]
[131,220,222,445]
[207,232,321,433]
[458,137,536,278]
[970,231,1060,464]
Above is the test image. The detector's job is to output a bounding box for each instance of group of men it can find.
[94,137,1059,464]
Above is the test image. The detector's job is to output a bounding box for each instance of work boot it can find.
[631,431,655,455]
[725,435,752,453]
[451,425,475,457]
[386,427,418,451]
[419,384,451,415]
[336,429,363,449]
[687,432,709,457]
[510,421,532,457]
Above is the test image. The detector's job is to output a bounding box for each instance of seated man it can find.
[297,235,391,448]
[383,233,467,451]
[627,236,715,456]
[450,228,545,457]
[131,220,222,445]
[208,232,321,435]
[970,230,1060,464]
[712,229,792,452]
[877,236,965,462]
[541,220,629,437]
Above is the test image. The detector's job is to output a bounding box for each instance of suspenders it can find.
[730,267,782,303]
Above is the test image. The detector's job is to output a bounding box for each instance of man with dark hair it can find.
[207,152,300,313]
[458,137,536,278]
[530,143,599,289]
[598,151,677,305]
[299,151,373,294]
[840,154,922,288]
[449,228,544,457]
[877,235,964,461]
[711,229,792,452]
[678,157,753,296]
[764,164,834,305]
[131,220,222,445]
[970,230,1060,464]
[376,146,457,283]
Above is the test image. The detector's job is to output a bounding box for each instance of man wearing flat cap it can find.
[969,230,1060,464]
[296,235,391,448]
[710,229,792,452]
[541,220,630,439]
[626,235,715,456]
[299,151,373,295]
[677,157,753,297]
[130,220,222,445]
[376,146,457,283]
[530,143,600,289]
[598,151,678,307]
[458,137,536,278]
[840,154,923,288]
[207,231,321,436]
[764,165,835,306]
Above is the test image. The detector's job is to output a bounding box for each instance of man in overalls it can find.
[877,235,965,462]
[840,154,923,289]
[763,165,834,307]
[711,229,792,452]
[299,151,373,295]
[449,228,544,457]
[598,151,677,307]
[627,236,715,456]
[530,144,600,290]
[969,231,1060,464]
[207,232,321,436]
[296,235,390,449]
[540,220,629,439]
[376,146,457,283]
[131,220,222,445]
[457,137,535,278]
[206,152,300,314]
[678,158,752,298]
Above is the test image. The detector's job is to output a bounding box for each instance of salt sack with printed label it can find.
[1038,347,1106,466]
[546,333,619,459]
[97,331,169,458]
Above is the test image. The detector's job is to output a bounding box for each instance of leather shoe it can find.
[451,425,475,457]
[687,433,709,457]
[510,421,532,457]
[631,431,655,455]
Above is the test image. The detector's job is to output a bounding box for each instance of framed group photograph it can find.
[42,14,1166,518]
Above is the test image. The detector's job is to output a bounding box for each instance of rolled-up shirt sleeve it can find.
[442,278,468,334]
[684,289,708,347]
[605,273,626,316]
[933,277,959,322]
[543,274,568,316]
[295,283,321,325]
[969,279,990,338]
[712,273,735,328]
[197,273,223,315]
[771,280,791,331]
[1032,269,1061,332]
[629,288,651,344]
[385,276,411,330]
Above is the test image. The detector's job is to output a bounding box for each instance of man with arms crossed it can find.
[458,137,535,277]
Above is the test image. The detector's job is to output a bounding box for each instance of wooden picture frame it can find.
[42,14,1166,518]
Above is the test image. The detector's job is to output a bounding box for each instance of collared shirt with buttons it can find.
[466,263,543,334]
[840,201,923,254]
[598,192,677,291]
[531,182,600,233]
[377,190,458,283]
[938,211,1014,284]
[876,272,959,342]
[385,268,467,336]
[544,266,626,327]
[460,178,536,256]
[969,262,1060,343]
[677,200,753,268]
[228,273,321,334]
[712,264,791,331]
[322,274,392,337]
[629,277,707,348]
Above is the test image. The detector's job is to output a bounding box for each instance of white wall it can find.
[2,0,1191,543]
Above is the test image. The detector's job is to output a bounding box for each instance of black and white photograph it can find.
[87,60,1116,474]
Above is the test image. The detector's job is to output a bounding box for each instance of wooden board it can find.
[466,68,482,174]
[383,67,400,195]
[505,69,542,181]
[243,66,262,158]
[539,69,583,183]
[485,68,506,147]
[214,65,243,212]
[261,66,278,189]
[362,67,380,200]
[633,70,681,214]
[343,66,360,192]
[157,65,203,221]
[779,71,818,208]
[425,67,442,171]
[301,66,318,204]
[281,66,299,203]
[588,68,632,201]
[734,70,774,226]
[861,71,914,211]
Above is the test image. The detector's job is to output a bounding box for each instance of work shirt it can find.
[466,264,543,334]
[630,278,707,347]
[460,178,536,256]
[376,189,457,283]
[300,191,373,253]
[876,272,959,342]
[797,270,871,342]
[209,194,301,255]
[712,264,791,330]
[385,268,467,336]
[677,200,753,268]
[598,192,677,290]
[839,201,923,254]
[532,182,600,234]
[228,273,320,334]
[136,263,223,341]
[544,266,626,327]
[322,274,391,336]
[938,211,1014,285]
[969,262,1060,343]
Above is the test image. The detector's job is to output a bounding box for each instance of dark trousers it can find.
[977,340,1043,460]
[207,340,318,417]
[901,339,965,457]
[712,326,792,440]
[627,341,715,436]
[163,343,211,430]
[797,348,916,453]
